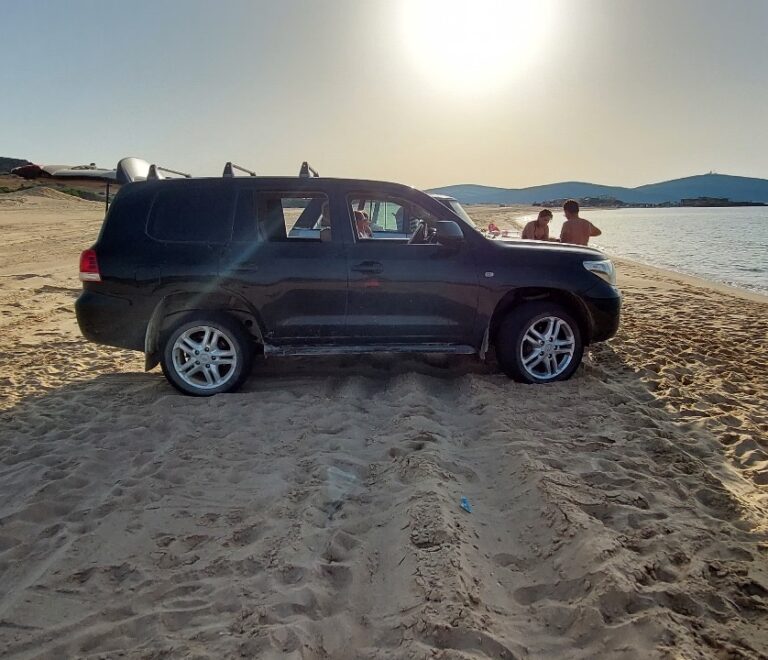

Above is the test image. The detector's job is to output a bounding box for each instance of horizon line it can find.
[427,171,768,192]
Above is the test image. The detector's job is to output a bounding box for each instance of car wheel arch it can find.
[143,291,265,371]
[487,288,592,350]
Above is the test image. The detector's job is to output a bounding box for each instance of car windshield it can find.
[446,200,478,230]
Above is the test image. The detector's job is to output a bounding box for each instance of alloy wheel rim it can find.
[172,325,238,390]
[519,316,575,380]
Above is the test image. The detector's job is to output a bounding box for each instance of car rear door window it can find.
[258,194,331,241]
[147,186,234,243]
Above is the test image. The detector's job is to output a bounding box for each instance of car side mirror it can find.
[436,220,464,246]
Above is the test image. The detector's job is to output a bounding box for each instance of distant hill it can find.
[428,174,768,205]
[0,157,32,174]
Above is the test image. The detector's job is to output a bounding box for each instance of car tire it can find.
[496,302,583,384]
[160,313,253,396]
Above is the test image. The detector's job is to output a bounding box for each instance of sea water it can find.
[518,207,768,295]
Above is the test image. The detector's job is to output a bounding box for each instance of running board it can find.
[263,343,477,358]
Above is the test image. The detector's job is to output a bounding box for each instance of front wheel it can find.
[160,314,253,396]
[496,302,583,384]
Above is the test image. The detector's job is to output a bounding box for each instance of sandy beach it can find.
[1,191,766,658]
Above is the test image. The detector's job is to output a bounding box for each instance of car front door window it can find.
[349,196,437,242]
[345,192,477,342]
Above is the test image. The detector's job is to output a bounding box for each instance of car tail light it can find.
[79,248,101,282]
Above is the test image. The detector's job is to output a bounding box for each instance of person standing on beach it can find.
[521,209,554,240]
[560,199,601,245]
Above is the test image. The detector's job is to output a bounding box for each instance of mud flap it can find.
[479,326,490,361]
[143,301,165,371]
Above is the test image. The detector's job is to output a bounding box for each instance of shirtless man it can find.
[560,200,601,246]
[521,209,553,240]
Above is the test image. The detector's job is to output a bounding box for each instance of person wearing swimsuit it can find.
[521,209,554,240]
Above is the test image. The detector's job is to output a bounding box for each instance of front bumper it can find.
[583,284,622,342]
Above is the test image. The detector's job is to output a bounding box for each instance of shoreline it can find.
[613,255,768,303]
[472,204,768,303]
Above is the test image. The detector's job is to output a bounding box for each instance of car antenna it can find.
[223,162,257,177]
[299,161,320,178]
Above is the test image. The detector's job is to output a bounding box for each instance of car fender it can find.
[143,290,265,371]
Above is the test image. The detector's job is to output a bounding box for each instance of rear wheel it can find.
[160,314,253,396]
[496,302,583,383]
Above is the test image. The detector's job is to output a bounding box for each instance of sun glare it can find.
[400,0,554,92]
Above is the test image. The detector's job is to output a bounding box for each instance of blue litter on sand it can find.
[460,497,472,513]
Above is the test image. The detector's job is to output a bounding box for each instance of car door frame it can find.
[217,179,353,344]
[341,186,481,345]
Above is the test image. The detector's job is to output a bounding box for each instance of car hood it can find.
[492,238,607,259]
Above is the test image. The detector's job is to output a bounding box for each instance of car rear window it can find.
[146,186,233,243]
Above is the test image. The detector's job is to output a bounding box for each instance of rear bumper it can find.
[75,289,146,351]
[583,285,622,342]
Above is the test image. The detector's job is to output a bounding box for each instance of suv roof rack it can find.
[147,164,191,180]
[115,158,189,183]
[115,157,321,185]
[299,161,320,178]
[223,162,257,177]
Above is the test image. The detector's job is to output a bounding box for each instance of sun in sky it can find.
[399,0,556,93]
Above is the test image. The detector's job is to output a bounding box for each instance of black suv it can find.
[76,165,620,396]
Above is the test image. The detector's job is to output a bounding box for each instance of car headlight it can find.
[583,259,616,285]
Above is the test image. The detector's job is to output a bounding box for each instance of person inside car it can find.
[354,210,373,239]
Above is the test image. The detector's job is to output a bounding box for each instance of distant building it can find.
[534,196,626,208]
[680,197,731,207]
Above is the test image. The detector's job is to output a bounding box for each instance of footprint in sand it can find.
[278,564,306,585]
[317,562,353,590]
[388,431,441,457]
[492,552,530,571]
[513,576,592,606]
[229,522,267,547]
[322,529,359,563]
[693,487,743,521]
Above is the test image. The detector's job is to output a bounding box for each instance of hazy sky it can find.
[2,0,767,189]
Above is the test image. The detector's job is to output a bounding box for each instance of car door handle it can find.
[351,261,383,275]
